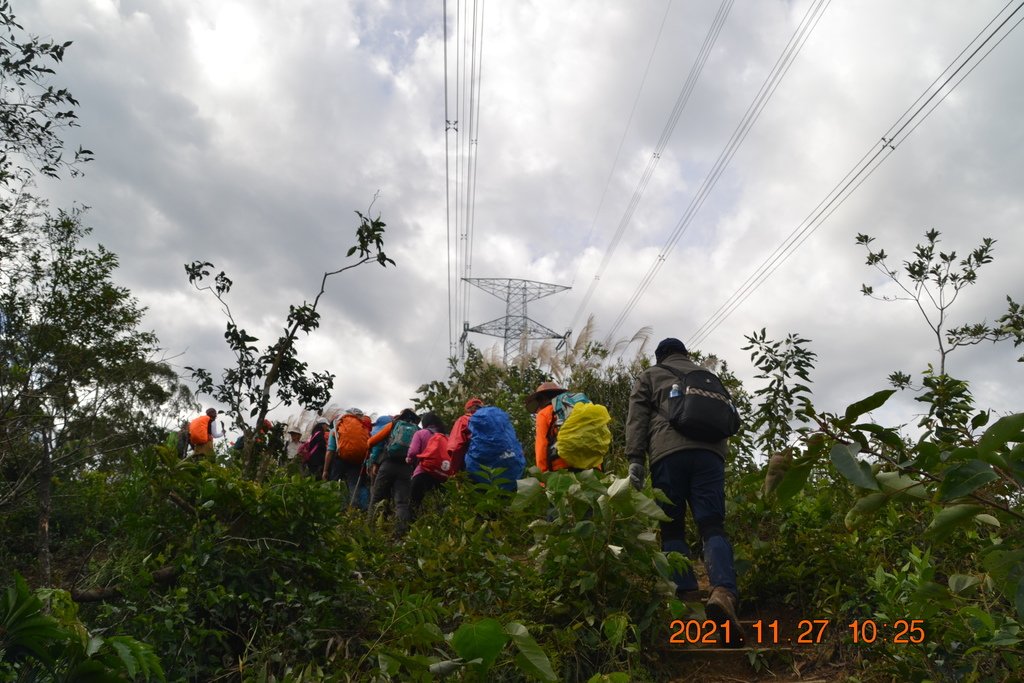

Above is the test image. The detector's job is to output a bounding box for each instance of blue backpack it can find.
[465,406,525,490]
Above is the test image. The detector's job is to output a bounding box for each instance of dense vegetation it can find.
[2,4,1023,681]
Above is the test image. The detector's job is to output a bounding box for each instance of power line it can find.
[568,0,733,334]
[461,0,486,349]
[605,0,831,339]
[566,0,675,290]
[688,0,1024,349]
[443,0,454,354]
[443,0,487,357]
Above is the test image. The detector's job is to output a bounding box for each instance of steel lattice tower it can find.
[462,278,570,365]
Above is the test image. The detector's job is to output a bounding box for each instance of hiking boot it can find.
[705,587,744,648]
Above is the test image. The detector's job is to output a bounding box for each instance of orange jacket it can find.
[367,420,394,448]
[534,404,572,472]
[189,415,213,446]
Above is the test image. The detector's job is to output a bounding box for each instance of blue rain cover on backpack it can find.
[465,406,525,490]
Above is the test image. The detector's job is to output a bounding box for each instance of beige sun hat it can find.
[525,381,567,413]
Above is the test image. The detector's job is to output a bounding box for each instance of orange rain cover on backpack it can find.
[188,415,211,446]
[336,414,370,463]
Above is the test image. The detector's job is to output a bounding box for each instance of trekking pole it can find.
[349,467,365,509]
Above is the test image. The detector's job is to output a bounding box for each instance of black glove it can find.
[628,462,645,491]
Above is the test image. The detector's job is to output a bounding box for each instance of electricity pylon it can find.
[461,278,570,365]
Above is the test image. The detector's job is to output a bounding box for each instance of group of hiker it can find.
[178,337,746,643]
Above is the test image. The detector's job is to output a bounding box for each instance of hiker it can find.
[305,418,330,478]
[365,413,394,480]
[407,411,451,518]
[625,337,743,645]
[324,408,371,494]
[188,408,223,459]
[366,408,419,534]
[285,427,303,463]
[464,405,525,491]
[167,419,190,458]
[447,397,483,473]
[526,382,610,474]
[526,382,570,472]
[234,419,272,452]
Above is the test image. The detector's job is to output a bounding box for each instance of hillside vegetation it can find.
[2,3,1023,681]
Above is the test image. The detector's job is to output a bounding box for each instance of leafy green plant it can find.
[1,573,164,681]
[185,203,393,479]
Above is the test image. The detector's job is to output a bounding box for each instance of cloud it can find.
[20,0,1023,439]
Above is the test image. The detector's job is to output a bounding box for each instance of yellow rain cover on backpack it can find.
[556,402,611,469]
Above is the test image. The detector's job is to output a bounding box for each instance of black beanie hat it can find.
[655,337,688,363]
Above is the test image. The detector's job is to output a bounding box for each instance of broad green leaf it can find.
[975,514,1000,527]
[912,441,942,469]
[631,490,671,522]
[506,622,557,683]
[774,463,812,502]
[854,423,905,449]
[938,460,999,501]
[830,443,879,490]
[844,389,896,421]
[911,581,951,605]
[926,504,984,542]
[429,660,464,675]
[962,606,995,632]
[377,653,400,676]
[452,619,507,670]
[607,476,631,499]
[875,470,927,499]
[945,446,978,463]
[86,633,104,656]
[652,552,671,580]
[982,548,1024,591]
[108,637,138,678]
[948,574,981,594]
[588,675,631,683]
[513,477,543,510]
[977,413,1024,461]
[844,492,889,530]
[602,613,628,648]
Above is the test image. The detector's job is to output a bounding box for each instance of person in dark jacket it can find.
[625,337,742,645]
[306,418,330,478]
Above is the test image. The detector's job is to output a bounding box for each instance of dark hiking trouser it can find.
[410,472,444,517]
[651,449,738,596]
[306,452,325,479]
[369,460,413,533]
[329,458,362,492]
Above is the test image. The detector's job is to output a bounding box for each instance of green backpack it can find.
[385,420,418,462]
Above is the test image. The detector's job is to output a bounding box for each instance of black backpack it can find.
[658,364,740,442]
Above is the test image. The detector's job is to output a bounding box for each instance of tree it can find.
[185,206,393,479]
[1,210,181,583]
[0,0,92,218]
[857,229,995,377]
[856,229,1022,444]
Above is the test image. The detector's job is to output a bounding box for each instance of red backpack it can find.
[336,414,370,463]
[417,432,452,479]
[297,437,314,463]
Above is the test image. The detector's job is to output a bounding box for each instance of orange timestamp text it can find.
[667,618,926,646]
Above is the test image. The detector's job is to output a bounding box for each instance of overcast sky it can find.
[23,0,1024,436]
